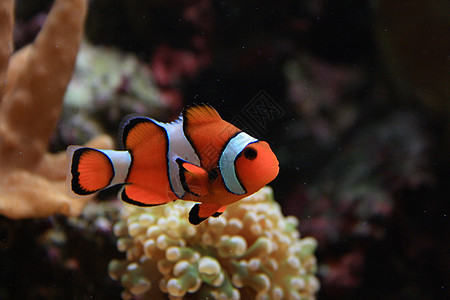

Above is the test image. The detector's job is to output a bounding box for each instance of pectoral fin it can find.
[176,158,209,197]
[189,202,223,225]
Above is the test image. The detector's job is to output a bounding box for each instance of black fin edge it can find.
[189,203,208,225]
[182,103,214,115]
[120,187,161,207]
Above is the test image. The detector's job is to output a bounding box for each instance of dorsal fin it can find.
[183,104,222,124]
[119,116,166,151]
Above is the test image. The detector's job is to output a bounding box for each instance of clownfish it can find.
[66,104,279,225]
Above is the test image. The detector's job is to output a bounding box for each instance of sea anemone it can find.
[109,187,319,299]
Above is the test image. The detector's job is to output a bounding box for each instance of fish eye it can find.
[243,147,257,160]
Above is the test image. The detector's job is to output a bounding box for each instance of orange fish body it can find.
[67,104,279,224]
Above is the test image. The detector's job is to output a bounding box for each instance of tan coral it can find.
[0,0,113,219]
[109,187,320,300]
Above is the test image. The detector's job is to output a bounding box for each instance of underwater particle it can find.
[0,217,14,250]
[109,187,319,299]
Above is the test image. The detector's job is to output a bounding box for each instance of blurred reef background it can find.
[0,0,448,299]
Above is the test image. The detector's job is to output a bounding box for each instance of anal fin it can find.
[121,185,171,207]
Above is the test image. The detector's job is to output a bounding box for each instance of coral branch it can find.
[0,0,14,99]
[0,135,113,219]
[1,0,87,167]
[0,0,113,219]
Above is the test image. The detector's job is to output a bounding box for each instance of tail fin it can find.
[66,146,115,196]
